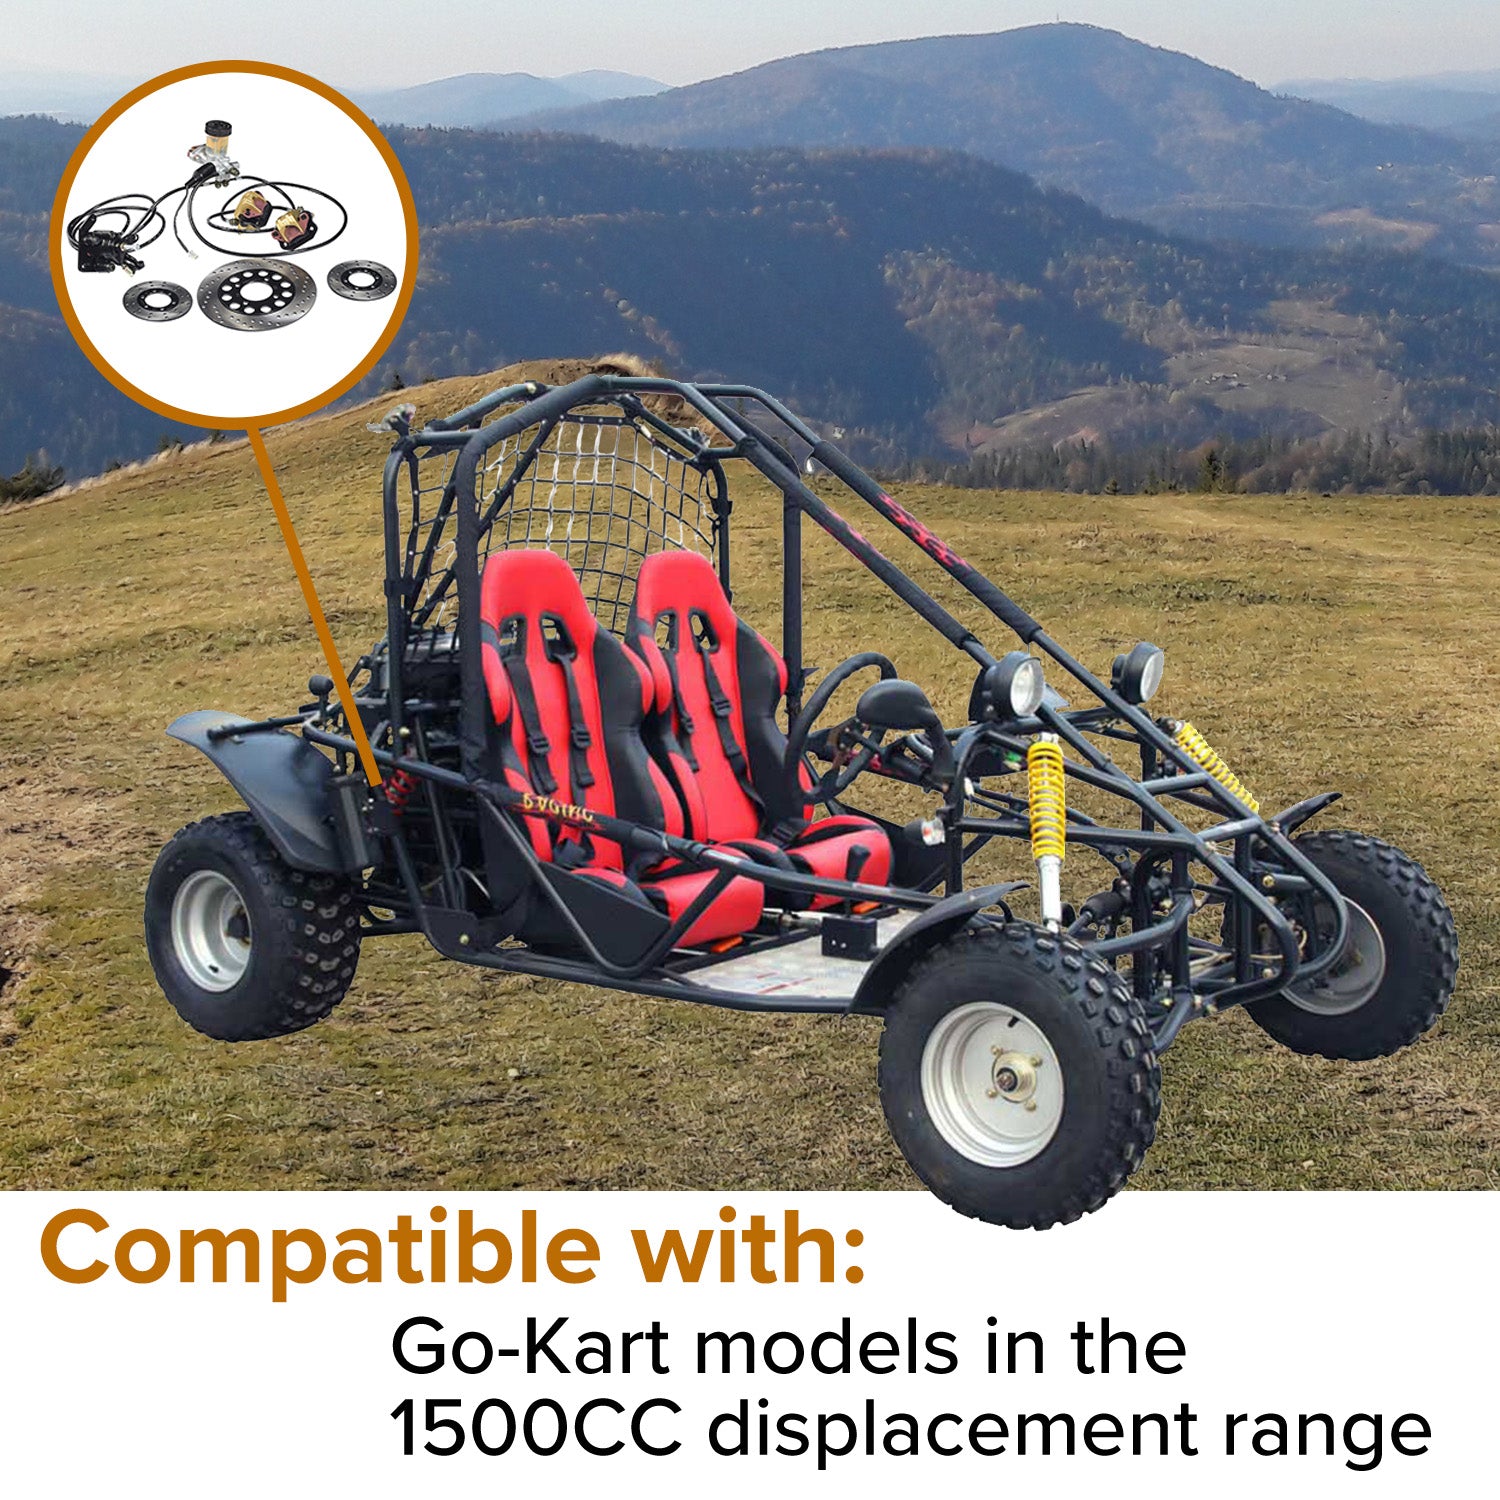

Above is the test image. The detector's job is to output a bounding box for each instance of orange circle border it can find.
[48,58,420,431]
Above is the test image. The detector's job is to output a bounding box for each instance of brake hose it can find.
[67,122,348,272]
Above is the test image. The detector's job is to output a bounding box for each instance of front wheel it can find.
[1246,830,1458,1060]
[878,922,1160,1229]
[145,812,361,1041]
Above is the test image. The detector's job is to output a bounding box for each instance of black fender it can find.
[1270,790,1343,837]
[167,710,347,873]
[850,882,1027,1015]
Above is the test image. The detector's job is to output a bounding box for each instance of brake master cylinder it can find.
[187,119,240,186]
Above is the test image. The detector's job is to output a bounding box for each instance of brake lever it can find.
[902,731,934,765]
[803,725,837,762]
[806,716,866,763]
[888,728,960,790]
[828,717,869,773]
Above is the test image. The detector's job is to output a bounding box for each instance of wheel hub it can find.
[988,1048,1040,1108]
[920,1002,1064,1168]
[170,870,252,993]
[1285,897,1386,1016]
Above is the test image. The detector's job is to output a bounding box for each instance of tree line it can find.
[897,426,1500,496]
[0,452,64,505]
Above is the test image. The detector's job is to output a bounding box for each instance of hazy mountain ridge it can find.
[521,24,1500,267]
[357,70,665,128]
[0,67,667,127]
[1279,68,1500,139]
[0,70,134,123]
[1279,76,1500,132]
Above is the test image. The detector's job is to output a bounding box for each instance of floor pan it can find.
[690,911,922,999]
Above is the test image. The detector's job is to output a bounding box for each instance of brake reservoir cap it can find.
[204,119,232,155]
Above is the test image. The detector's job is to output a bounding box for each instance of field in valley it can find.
[1,365,1495,1194]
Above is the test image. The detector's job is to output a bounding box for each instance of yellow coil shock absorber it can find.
[1171,721,1260,813]
[1027,735,1067,929]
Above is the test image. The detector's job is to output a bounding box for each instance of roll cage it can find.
[254,371,1349,1048]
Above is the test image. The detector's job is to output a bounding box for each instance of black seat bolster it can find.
[592,629,679,834]
[733,619,805,829]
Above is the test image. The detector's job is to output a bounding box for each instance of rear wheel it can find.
[145,812,360,1041]
[1247,830,1458,1060]
[878,922,1160,1229]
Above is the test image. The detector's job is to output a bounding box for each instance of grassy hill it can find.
[526,24,1500,266]
[0,363,1494,1192]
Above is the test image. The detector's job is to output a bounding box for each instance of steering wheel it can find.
[784,652,898,806]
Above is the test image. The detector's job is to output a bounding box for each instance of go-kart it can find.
[145,373,1460,1227]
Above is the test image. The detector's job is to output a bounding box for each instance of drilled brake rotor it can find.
[123,280,191,322]
[327,259,397,301]
[197,258,316,331]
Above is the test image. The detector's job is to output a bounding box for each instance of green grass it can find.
[1,366,1496,1192]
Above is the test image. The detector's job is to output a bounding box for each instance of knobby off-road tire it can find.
[878,922,1161,1230]
[1247,829,1458,1061]
[145,812,360,1041]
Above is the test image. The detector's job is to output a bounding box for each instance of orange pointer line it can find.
[247,427,383,786]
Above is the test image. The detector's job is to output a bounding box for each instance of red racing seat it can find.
[625,550,893,906]
[479,549,764,944]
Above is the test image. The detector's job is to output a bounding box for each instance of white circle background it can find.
[59,70,411,426]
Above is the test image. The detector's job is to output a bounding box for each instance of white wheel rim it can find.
[170,870,252,993]
[1285,897,1386,1016]
[920,1001,1065,1168]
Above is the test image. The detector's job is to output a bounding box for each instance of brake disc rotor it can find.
[197,258,315,331]
[123,280,191,322]
[327,259,397,301]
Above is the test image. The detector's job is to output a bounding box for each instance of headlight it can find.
[985,651,1046,719]
[1112,642,1165,704]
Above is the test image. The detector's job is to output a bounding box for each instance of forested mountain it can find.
[0,116,197,480]
[377,129,1500,462]
[525,24,1500,266]
[9,113,1500,482]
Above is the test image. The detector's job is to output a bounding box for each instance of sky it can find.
[0,0,1496,90]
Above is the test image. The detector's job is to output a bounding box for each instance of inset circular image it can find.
[50,62,417,429]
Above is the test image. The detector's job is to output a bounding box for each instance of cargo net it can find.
[471,411,722,634]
